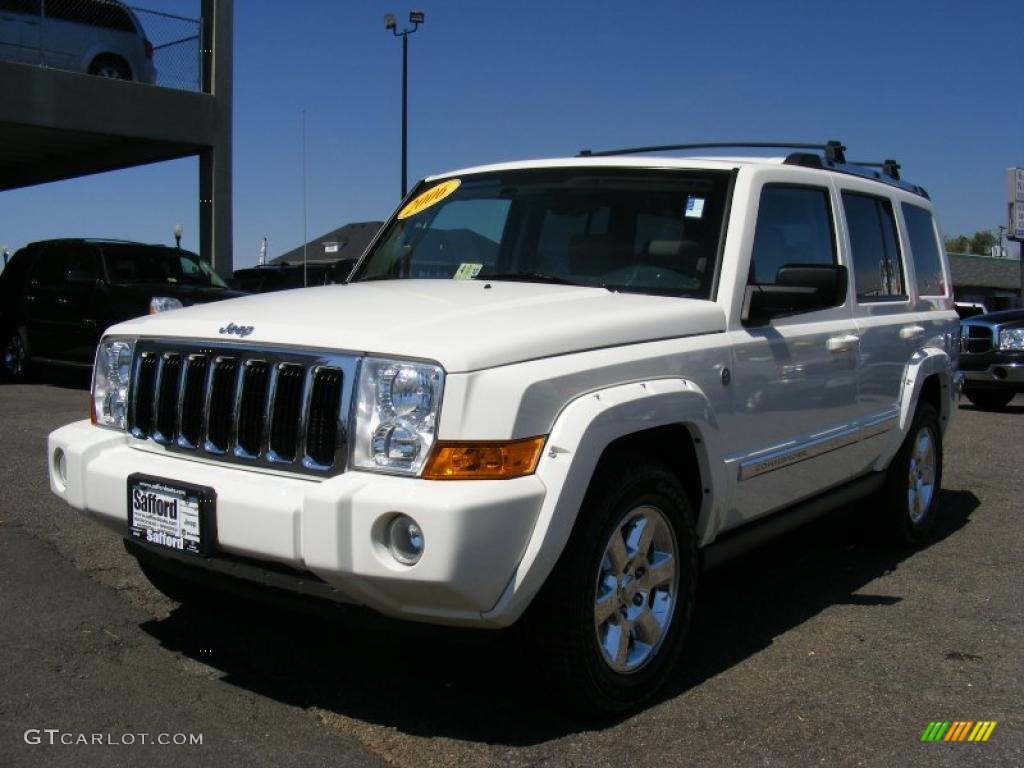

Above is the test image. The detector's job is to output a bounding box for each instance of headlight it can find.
[352,357,444,475]
[999,328,1024,351]
[150,296,183,314]
[92,338,135,429]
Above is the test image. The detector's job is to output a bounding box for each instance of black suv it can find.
[0,239,245,379]
[230,260,357,293]
[958,309,1024,409]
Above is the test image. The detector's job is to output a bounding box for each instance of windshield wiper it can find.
[475,271,603,288]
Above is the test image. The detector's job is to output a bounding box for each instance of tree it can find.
[944,229,1000,256]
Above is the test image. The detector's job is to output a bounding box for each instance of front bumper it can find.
[961,362,1024,389]
[48,421,546,626]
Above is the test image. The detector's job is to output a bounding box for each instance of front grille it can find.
[962,325,993,354]
[128,341,357,476]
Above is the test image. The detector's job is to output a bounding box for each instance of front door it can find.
[724,181,862,527]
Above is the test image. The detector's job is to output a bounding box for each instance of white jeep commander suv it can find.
[48,141,960,713]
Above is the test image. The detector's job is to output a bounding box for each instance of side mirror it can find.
[65,268,97,286]
[742,264,848,326]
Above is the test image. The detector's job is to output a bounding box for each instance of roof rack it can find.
[577,140,927,199]
[578,140,848,164]
[849,159,901,180]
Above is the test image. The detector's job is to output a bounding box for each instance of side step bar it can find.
[701,472,885,570]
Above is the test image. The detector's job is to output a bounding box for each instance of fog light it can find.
[387,514,424,565]
[53,447,67,488]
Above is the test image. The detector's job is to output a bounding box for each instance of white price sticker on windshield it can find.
[685,196,706,218]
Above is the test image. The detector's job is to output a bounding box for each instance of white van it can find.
[0,0,156,83]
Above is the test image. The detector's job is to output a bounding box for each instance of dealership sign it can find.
[1009,168,1024,240]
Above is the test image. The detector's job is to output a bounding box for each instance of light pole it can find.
[385,10,425,198]
[173,223,183,249]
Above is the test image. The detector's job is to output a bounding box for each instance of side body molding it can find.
[482,378,725,627]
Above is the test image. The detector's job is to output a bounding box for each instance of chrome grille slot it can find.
[268,364,304,462]
[204,357,237,453]
[178,355,209,448]
[128,341,357,477]
[236,360,269,457]
[306,368,343,468]
[129,353,158,438]
[154,353,182,443]
[962,325,993,354]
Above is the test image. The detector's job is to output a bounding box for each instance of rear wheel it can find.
[963,388,1015,410]
[1,326,31,382]
[519,461,698,714]
[878,403,943,546]
[89,55,131,80]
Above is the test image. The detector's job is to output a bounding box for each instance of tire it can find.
[1,325,31,382]
[88,55,132,80]
[518,461,698,714]
[878,402,943,546]
[136,558,209,605]
[963,387,1015,410]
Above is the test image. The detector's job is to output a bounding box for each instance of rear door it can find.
[839,187,914,457]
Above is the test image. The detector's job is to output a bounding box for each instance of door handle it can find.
[900,325,925,340]
[826,334,860,353]
[56,297,69,305]
[24,295,36,302]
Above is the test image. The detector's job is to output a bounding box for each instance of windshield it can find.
[102,246,228,288]
[351,168,731,298]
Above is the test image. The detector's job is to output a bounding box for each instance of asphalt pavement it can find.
[0,374,1021,767]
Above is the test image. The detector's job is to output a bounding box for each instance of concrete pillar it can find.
[199,0,233,279]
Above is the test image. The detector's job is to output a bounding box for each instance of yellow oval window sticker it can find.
[397,179,461,220]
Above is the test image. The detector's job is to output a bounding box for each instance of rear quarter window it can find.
[902,203,946,296]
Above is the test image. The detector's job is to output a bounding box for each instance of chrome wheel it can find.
[907,426,936,524]
[594,505,678,674]
[3,331,24,377]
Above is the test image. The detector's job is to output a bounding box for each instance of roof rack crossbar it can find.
[849,159,901,180]
[578,140,847,163]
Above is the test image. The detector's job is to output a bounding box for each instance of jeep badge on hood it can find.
[219,322,254,338]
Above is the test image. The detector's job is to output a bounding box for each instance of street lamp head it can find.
[384,13,397,30]
[409,10,424,24]
[173,223,183,238]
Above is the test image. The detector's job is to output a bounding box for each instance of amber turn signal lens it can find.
[423,436,546,480]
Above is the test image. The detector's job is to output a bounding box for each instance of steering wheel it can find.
[602,264,703,290]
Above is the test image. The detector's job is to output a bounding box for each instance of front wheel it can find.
[963,387,1015,410]
[519,461,698,714]
[878,403,943,546]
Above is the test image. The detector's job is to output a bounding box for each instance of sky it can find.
[2,0,1022,266]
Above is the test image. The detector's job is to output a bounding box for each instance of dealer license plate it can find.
[127,474,215,556]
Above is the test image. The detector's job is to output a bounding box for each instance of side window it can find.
[842,192,906,301]
[902,203,946,296]
[65,246,99,280]
[750,185,836,284]
[29,250,66,286]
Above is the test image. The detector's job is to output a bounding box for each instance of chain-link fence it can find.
[0,0,201,92]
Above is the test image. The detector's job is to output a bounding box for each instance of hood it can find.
[106,280,726,372]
